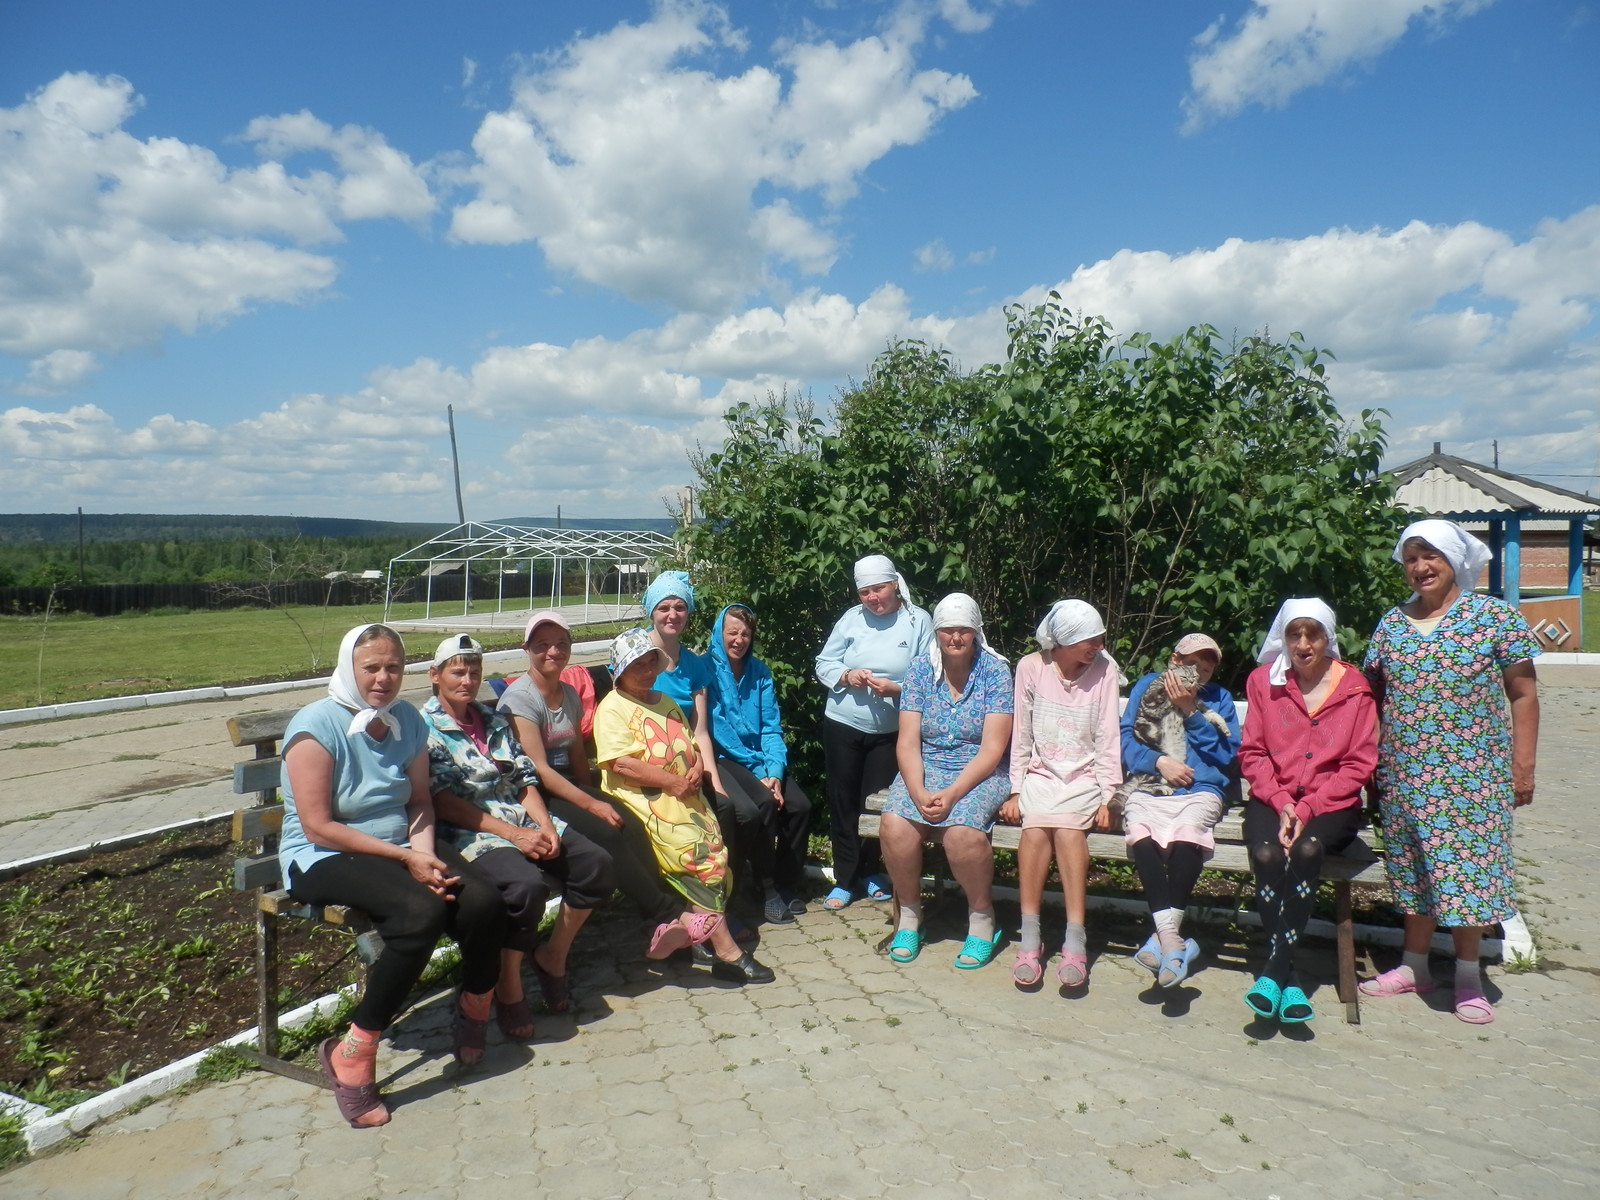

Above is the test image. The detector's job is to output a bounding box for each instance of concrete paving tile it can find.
[707,1167,807,1200]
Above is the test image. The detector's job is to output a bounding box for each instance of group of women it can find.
[275,516,1539,1128]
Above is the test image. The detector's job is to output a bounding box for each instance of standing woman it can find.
[1237,600,1378,1023]
[878,594,1013,968]
[1360,520,1540,1025]
[498,612,687,955]
[814,555,934,909]
[280,624,505,1128]
[1003,600,1122,989]
[706,603,814,924]
[1120,633,1239,989]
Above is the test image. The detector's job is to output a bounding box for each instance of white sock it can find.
[1454,956,1481,992]
[1152,907,1184,952]
[1064,921,1087,957]
[968,908,995,943]
[898,904,922,934]
[1402,950,1432,986]
[1020,912,1042,955]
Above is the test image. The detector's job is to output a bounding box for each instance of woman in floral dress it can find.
[1360,519,1540,1024]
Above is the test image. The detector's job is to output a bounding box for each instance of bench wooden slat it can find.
[234,853,281,892]
[228,709,296,749]
[233,757,283,797]
[232,805,284,842]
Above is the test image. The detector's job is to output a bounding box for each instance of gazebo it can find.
[381,521,677,634]
[1391,445,1598,648]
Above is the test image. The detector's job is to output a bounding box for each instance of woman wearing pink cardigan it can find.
[1237,598,1378,1024]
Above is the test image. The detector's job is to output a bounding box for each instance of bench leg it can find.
[1334,881,1359,1025]
[257,906,280,1057]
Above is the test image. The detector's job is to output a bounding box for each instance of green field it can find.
[0,600,633,711]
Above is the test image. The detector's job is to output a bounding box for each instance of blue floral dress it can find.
[883,652,1014,830]
[1362,592,1539,925]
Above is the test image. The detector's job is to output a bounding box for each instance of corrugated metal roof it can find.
[1391,452,1599,517]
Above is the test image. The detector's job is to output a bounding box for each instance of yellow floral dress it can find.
[595,688,730,911]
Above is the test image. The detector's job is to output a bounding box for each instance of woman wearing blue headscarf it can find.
[641,570,723,800]
[707,603,814,924]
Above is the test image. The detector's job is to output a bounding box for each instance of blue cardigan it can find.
[1119,673,1240,798]
[706,605,788,779]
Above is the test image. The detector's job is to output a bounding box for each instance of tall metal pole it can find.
[448,405,466,525]
[77,506,85,584]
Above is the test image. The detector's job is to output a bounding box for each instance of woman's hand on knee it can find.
[403,849,460,898]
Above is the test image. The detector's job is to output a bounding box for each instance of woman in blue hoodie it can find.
[708,603,813,925]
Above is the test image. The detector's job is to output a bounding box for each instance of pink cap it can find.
[1173,632,1222,660]
[523,611,572,644]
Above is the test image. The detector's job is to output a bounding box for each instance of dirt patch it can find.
[0,821,356,1110]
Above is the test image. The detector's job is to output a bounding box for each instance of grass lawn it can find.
[0,600,631,711]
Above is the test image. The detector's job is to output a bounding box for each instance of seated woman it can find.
[422,633,613,1033]
[1002,600,1122,990]
[280,624,505,1128]
[1238,598,1378,1024]
[594,628,775,985]
[498,613,688,971]
[879,593,1014,969]
[641,570,723,798]
[706,603,814,925]
[1120,633,1239,988]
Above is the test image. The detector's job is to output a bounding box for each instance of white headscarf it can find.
[1257,598,1340,686]
[928,592,1008,681]
[1035,599,1123,683]
[1393,519,1492,598]
[853,554,915,607]
[329,623,406,737]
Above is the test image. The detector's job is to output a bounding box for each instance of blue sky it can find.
[2,0,1597,520]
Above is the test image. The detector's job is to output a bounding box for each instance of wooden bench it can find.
[858,789,1388,1024]
[228,707,379,1087]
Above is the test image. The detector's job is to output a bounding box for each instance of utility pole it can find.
[448,405,466,525]
[77,507,85,584]
[1493,439,1499,470]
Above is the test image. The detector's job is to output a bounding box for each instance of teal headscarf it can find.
[642,570,694,619]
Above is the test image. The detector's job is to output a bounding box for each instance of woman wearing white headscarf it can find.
[1358,519,1540,1025]
[814,554,934,909]
[1000,599,1122,989]
[1237,599,1378,1023]
[279,624,505,1127]
[878,594,1014,968]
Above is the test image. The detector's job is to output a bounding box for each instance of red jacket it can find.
[1238,661,1378,820]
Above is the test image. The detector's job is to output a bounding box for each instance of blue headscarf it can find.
[642,570,695,619]
[707,604,759,749]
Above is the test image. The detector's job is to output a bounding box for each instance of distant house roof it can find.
[1391,446,1600,519]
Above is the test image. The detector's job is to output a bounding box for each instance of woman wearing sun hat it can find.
[1359,519,1539,1025]
[594,627,775,984]
[814,554,933,909]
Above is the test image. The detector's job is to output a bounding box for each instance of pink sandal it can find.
[1454,987,1495,1025]
[646,920,691,960]
[1012,947,1044,988]
[1358,966,1436,998]
[1056,950,1088,988]
[680,911,724,946]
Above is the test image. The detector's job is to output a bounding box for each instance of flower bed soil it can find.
[0,821,356,1108]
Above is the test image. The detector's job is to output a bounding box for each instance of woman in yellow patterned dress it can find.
[594,627,775,985]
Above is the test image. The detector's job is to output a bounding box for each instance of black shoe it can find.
[691,942,714,966]
[710,952,775,985]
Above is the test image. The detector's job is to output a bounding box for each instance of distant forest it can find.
[0,512,676,587]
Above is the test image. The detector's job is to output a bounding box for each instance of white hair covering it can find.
[853,554,915,606]
[1257,598,1340,686]
[1035,599,1123,684]
[329,623,405,737]
[1393,519,1492,598]
[928,592,1007,681]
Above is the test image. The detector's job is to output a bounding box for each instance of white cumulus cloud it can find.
[448,0,976,311]
[1183,0,1496,132]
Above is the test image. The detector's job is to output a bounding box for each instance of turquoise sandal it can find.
[822,886,854,911]
[887,929,923,963]
[863,876,893,902]
[1278,985,1314,1023]
[1244,976,1281,1019]
[954,929,1004,970]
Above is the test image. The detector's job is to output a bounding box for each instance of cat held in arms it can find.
[1109,663,1231,819]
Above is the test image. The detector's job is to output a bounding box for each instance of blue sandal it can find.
[888,929,923,963]
[1133,934,1161,975]
[954,929,1004,970]
[1158,939,1201,988]
[822,886,854,911]
[1244,977,1281,1018]
[863,876,893,902]
[1278,985,1315,1023]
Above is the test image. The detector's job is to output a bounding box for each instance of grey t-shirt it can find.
[497,675,583,775]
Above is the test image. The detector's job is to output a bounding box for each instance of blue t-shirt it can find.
[278,696,430,887]
[654,646,713,726]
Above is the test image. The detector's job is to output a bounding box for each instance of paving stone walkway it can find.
[3,688,1597,1199]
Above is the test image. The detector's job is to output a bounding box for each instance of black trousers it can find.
[1243,799,1364,984]
[546,787,684,926]
[1129,838,1207,916]
[470,827,615,955]
[822,717,897,893]
[713,756,813,893]
[289,843,504,1033]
